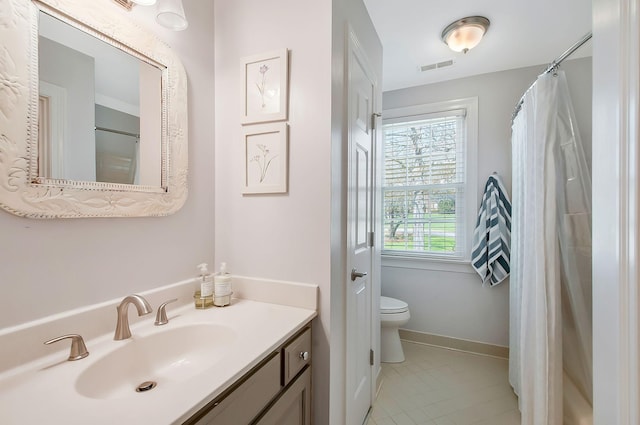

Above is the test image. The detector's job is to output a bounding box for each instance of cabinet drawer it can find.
[282,328,311,386]
[190,353,281,425]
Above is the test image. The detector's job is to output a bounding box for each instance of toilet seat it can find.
[380,296,408,314]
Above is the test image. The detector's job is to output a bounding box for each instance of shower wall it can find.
[381,57,592,347]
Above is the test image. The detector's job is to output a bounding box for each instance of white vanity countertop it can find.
[0,299,316,425]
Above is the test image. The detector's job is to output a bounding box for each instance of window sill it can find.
[381,254,475,274]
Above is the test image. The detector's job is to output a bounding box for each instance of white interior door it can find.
[346,31,376,425]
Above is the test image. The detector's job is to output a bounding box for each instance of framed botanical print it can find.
[241,49,289,124]
[242,122,288,194]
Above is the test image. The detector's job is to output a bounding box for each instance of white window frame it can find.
[381,97,478,272]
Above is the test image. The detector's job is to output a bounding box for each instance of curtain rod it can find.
[511,32,593,124]
[95,126,140,139]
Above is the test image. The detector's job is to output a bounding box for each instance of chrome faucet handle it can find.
[44,334,89,361]
[154,298,178,326]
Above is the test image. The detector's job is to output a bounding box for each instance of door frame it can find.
[38,80,66,179]
[592,0,640,423]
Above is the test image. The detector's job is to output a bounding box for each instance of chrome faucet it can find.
[114,294,153,340]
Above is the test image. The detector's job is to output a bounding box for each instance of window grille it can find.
[382,104,474,260]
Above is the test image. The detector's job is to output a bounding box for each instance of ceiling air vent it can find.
[420,59,454,72]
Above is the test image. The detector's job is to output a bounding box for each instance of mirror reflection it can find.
[37,11,163,186]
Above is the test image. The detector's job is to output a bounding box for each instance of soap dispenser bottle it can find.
[194,263,214,309]
[213,262,232,307]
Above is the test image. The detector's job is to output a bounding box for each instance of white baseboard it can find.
[399,329,509,359]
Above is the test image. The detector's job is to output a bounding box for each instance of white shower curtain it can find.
[510,71,592,425]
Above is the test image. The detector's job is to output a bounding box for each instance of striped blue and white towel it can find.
[471,174,512,286]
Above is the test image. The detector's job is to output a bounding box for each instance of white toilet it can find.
[380,296,410,363]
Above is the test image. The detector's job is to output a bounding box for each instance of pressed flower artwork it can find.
[246,58,280,115]
[241,49,288,124]
[251,143,277,183]
[242,123,288,194]
[256,64,270,108]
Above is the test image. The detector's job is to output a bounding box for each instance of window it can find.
[382,98,477,262]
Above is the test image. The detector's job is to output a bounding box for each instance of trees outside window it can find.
[382,99,476,261]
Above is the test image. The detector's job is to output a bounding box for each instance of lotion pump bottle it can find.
[194,263,214,309]
[213,262,232,307]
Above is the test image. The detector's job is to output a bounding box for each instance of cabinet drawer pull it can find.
[283,328,312,386]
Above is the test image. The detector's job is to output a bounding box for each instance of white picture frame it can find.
[242,123,288,194]
[241,48,289,124]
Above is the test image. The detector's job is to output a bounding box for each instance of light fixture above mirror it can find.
[441,16,490,54]
[156,0,189,31]
[114,0,188,31]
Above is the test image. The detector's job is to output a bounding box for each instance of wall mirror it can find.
[0,0,188,218]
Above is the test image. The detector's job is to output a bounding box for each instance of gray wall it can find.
[39,36,96,181]
[0,2,215,330]
[381,57,592,346]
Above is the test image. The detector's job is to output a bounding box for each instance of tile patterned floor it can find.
[366,341,521,425]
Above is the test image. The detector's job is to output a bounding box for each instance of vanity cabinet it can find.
[184,325,312,425]
[254,368,311,425]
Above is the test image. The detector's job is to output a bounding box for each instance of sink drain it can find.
[135,381,157,392]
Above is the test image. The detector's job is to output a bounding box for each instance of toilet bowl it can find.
[380,296,410,363]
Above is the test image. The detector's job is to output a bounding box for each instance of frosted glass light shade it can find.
[156,0,188,31]
[441,16,490,54]
[132,0,157,5]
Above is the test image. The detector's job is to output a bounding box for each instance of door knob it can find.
[351,268,368,281]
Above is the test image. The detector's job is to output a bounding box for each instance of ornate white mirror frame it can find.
[0,0,188,218]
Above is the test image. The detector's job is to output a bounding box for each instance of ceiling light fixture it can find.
[113,0,188,31]
[441,16,490,54]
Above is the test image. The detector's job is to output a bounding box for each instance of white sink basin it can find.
[75,324,236,400]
